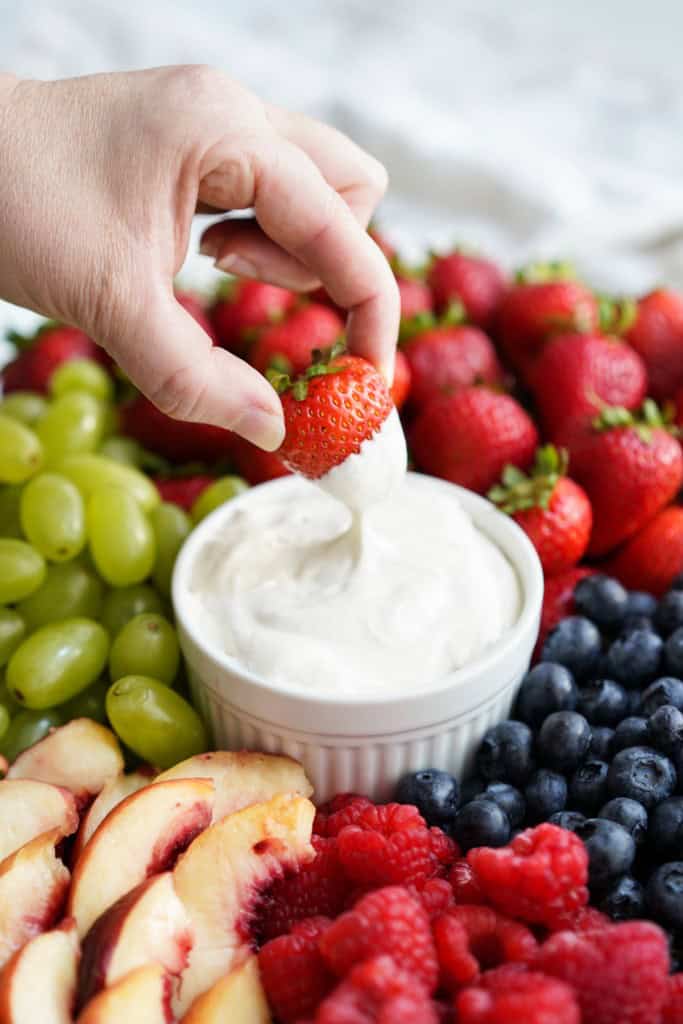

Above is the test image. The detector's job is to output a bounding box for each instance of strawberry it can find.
[535,566,596,658]
[231,434,292,485]
[250,304,344,376]
[409,387,538,494]
[532,332,647,445]
[489,446,592,575]
[402,323,503,409]
[497,268,599,380]
[427,251,506,330]
[397,275,433,321]
[175,290,217,342]
[1,324,108,394]
[569,402,683,556]
[390,350,412,411]
[210,280,296,355]
[271,344,392,480]
[677,386,683,428]
[120,394,234,463]
[154,475,214,511]
[624,288,683,401]
[607,505,683,596]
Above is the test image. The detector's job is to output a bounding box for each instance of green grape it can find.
[0,413,43,484]
[50,358,113,402]
[55,454,160,512]
[0,391,48,426]
[17,561,104,630]
[0,486,23,539]
[0,609,26,668]
[36,392,105,464]
[0,704,9,741]
[0,674,22,715]
[87,487,156,587]
[109,613,179,685]
[0,540,46,603]
[106,675,207,769]
[100,403,119,440]
[99,437,142,467]
[100,584,164,637]
[7,617,109,710]
[151,502,191,597]
[191,475,249,525]
[61,677,109,724]
[0,708,64,762]
[19,473,86,562]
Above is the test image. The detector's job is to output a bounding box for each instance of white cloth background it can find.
[3,0,683,344]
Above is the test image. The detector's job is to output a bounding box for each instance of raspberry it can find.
[663,974,683,1024]
[314,795,373,837]
[535,921,670,1024]
[411,877,455,920]
[319,886,438,993]
[258,835,348,941]
[455,966,580,1024]
[258,916,334,1023]
[566,905,611,934]
[336,803,457,887]
[467,823,588,929]
[449,860,486,905]
[314,956,439,1024]
[434,906,538,992]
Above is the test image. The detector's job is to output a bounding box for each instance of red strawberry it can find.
[1,324,108,394]
[211,280,295,355]
[625,288,683,401]
[534,566,596,658]
[397,275,433,321]
[607,505,683,596]
[568,402,683,556]
[497,271,599,380]
[273,345,393,480]
[676,386,683,428]
[154,475,214,511]
[532,333,648,445]
[489,446,592,575]
[427,251,506,330]
[174,290,217,342]
[120,394,234,463]
[409,387,538,494]
[230,434,291,485]
[403,324,503,409]
[250,304,343,376]
[391,350,412,411]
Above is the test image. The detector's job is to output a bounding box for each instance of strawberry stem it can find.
[488,445,567,514]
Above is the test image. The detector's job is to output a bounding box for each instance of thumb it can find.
[105,289,285,451]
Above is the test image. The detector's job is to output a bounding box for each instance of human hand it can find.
[0,67,398,450]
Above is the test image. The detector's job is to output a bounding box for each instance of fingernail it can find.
[199,236,219,258]
[216,255,258,278]
[232,406,285,452]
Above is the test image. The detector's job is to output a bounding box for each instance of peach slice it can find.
[73,769,153,860]
[173,793,314,1014]
[156,751,313,822]
[0,829,70,970]
[69,777,214,938]
[0,779,79,862]
[180,956,270,1023]
[7,720,124,808]
[0,919,79,1024]
[78,872,191,1009]
[75,964,175,1024]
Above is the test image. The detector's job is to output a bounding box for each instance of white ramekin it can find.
[173,474,543,802]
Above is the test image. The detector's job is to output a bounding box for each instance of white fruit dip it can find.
[185,438,521,696]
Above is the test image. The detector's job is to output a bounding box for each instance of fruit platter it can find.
[0,233,683,1023]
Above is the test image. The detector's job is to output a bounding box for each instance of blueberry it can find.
[478,782,525,829]
[671,574,683,591]
[599,875,645,921]
[599,797,649,846]
[613,717,650,752]
[476,721,535,786]
[537,711,592,773]
[574,574,628,630]
[641,677,683,715]
[514,663,578,729]
[648,705,683,757]
[395,769,459,827]
[452,799,510,852]
[589,727,614,761]
[607,746,677,809]
[575,817,636,891]
[664,628,683,676]
[548,810,586,831]
[578,679,629,726]
[656,591,683,636]
[625,690,643,716]
[541,616,602,680]
[650,797,683,861]
[621,615,654,634]
[568,760,609,814]
[646,862,683,930]
[459,776,486,805]
[524,770,567,823]
[605,629,663,688]
[625,590,658,620]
